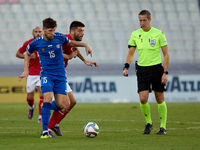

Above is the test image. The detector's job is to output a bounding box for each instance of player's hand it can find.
[18,71,28,81]
[30,53,36,59]
[85,61,99,67]
[70,50,78,59]
[161,73,168,84]
[85,45,92,57]
[123,69,128,77]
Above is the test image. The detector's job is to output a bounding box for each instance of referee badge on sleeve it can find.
[149,39,156,47]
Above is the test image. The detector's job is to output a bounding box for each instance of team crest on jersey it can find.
[57,44,60,49]
[41,48,45,51]
[149,39,156,47]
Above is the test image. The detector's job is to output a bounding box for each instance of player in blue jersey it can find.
[18,17,92,138]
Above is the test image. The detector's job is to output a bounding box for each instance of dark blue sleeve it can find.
[63,35,70,45]
[57,32,70,45]
[26,40,36,55]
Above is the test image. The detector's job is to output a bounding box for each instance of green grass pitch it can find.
[0,102,199,150]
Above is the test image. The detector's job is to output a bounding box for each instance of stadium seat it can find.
[34,4,47,13]
[106,3,118,13]
[118,3,129,13]
[178,12,190,21]
[175,3,188,12]
[3,13,15,22]
[190,12,200,22]
[25,12,40,23]
[70,3,82,13]
[94,3,106,13]
[18,0,31,4]
[187,1,199,13]
[0,4,11,13]
[43,0,56,4]
[166,12,178,22]
[107,12,119,22]
[85,11,96,22]
[14,13,26,23]
[97,12,109,22]
[163,3,176,13]
[152,3,164,13]
[37,12,51,21]
[22,4,35,13]
[79,0,91,3]
[57,3,70,13]
[46,4,59,13]
[73,12,86,21]
[82,3,95,12]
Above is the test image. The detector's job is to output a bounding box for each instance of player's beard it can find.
[74,34,82,41]
[33,34,41,39]
[44,33,53,41]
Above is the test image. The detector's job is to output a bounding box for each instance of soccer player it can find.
[123,10,169,135]
[18,17,92,138]
[48,21,99,137]
[16,27,43,123]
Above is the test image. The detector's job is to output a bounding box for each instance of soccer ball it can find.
[83,122,99,138]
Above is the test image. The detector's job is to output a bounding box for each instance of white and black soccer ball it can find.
[83,122,99,138]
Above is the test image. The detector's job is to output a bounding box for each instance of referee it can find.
[123,10,169,135]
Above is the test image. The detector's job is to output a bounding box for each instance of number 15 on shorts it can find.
[42,77,47,84]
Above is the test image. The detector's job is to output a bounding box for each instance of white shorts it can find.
[26,75,41,93]
[52,82,72,101]
[65,70,72,93]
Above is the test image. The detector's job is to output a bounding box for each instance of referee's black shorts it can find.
[136,63,166,93]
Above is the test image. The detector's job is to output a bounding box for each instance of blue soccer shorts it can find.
[41,74,67,95]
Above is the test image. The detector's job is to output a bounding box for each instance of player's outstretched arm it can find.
[18,52,30,81]
[16,51,24,59]
[18,71,28,81]
[63,49,78,60]
[76,48,98,67]
[85,61,99,67]
[68,40,92,57]
[16,51,36,59]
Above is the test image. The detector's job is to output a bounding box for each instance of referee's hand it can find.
[161,74,168,84]
[123,69,128,77]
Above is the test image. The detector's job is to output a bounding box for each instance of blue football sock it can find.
[41,102,51,131]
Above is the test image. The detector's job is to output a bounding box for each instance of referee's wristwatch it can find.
[164,71,168,74]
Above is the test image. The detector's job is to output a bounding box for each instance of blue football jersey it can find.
[26,32,70,74]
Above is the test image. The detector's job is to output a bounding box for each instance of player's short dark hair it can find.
[42,17,57,29]
[69,21,85,31]
[139,10,151,20]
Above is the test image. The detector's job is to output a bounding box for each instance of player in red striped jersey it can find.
[16,27,44,123]
[48,21,99,137]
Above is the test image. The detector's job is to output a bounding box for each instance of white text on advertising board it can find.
[68,78,117,93]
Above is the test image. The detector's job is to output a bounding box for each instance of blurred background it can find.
[0,0,200,76]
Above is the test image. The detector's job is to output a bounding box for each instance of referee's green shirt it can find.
[128,27,168,67]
